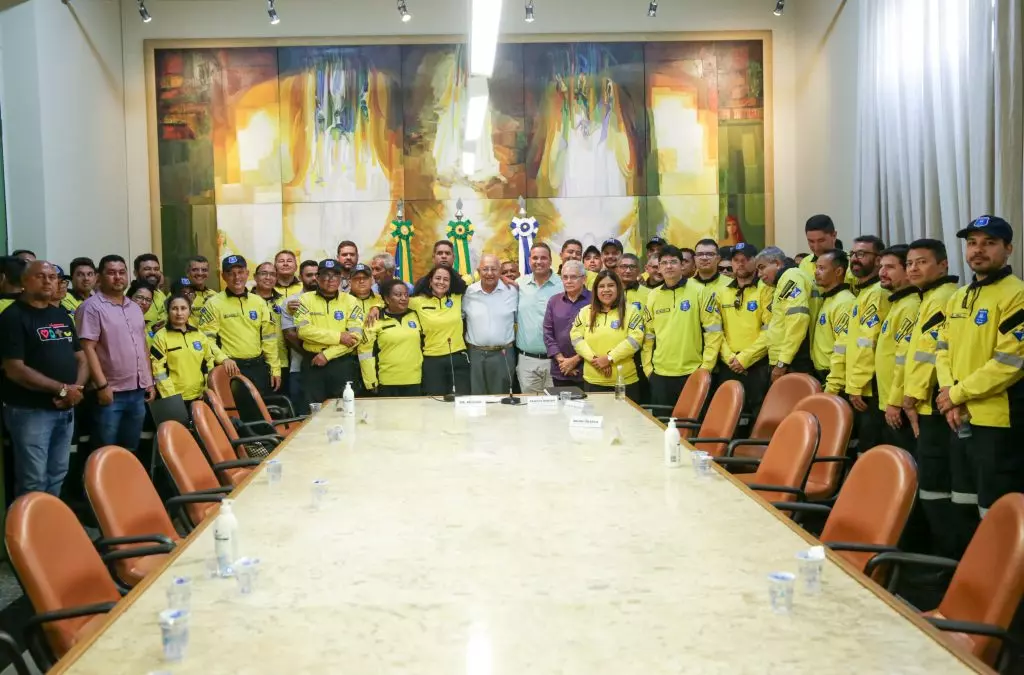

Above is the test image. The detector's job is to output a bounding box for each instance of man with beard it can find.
[691,239,729,293]
[133,254,167,329]
[936,216,1024,554]
[335,240,359,294]
[185,255,217,321]
[61,257,96,315]
[679,248,697,280]
[600,239,623,273]
[515,243,562,394]
[644,255,663,288]
[430,239,475,285]
[826,235,888,454]
[281,260,320,409]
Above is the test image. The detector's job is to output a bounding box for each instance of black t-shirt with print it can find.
[0,301,81,409]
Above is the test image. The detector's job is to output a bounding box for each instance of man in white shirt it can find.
[463,254,518,395]
[515,243,563,393]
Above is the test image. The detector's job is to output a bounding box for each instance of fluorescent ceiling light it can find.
[465,77,489,142]
[470,0,504,77]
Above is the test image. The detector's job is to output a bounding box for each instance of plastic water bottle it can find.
[614,365,626,401]
[664,417,682,468]
[342,381,355,417]
[957,411,973,439]
[213,500,239,576]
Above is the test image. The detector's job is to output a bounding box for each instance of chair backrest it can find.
[85,446,180,582]
[208,365,238,419]
[737,373,822,459]
[751,410,819,503]
[821,445,917,572]
[205,389,242,442]
[795,393,854,499]
[5,493,120,657]
[937,493,1024,665]
[670,369,711,439]
[147,394,190,429]
[229,375,274,427]
[157,421,222,525]
[692,380,744,457]
[192,401,251,486]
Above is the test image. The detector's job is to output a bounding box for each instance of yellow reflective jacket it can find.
[60,292,87,315]
[718,278,773,368]
[642,279,723,377]
[766,265,811,365]
[350,291,385,322]
[275,279,303,298]
[294,290,365,362]
[190,287,217,321]
[827,277,890,396]
[937,267,1024,428]
[691,273,731,296]
[144,288,168,327]
[875,287,921,410]
[358,310,424,389]
[800,255,861,320]
[813,285,855,374]
[570,305,645,386]
[409,293,466,356]
[198,290,281,376]
[903,276,960,415]
[624,284,651,316]
[150,325,227,401]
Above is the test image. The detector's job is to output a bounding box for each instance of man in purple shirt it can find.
[542,260,591,387]
[75,254,154,454]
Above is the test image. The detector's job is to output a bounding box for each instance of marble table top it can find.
[54,395,982,674]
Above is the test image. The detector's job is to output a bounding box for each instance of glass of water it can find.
[158,608,190,662]
[796,549,825,594]
[166,576,191,612]
[768,571,796,614]
[311,479,329,509]
[309,402,323,415]
[266,459,282,486]
[326,425,344,443]
[559,391,571,405]
[234,557,258,595]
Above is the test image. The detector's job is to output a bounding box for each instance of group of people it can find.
[0,213,1022,564]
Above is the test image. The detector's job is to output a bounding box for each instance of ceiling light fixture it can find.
[470,0,504,77]
[773,0,785,16]
[267,0,280,23]
[647,1,658,17]
[398,0,412,22]
[137,0,152,22]
[525,0,535,22]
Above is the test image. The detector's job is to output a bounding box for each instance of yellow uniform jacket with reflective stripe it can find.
[144,288,168,327]
[409,294,466,356]
[937,268,1024,428]
[875,287,921,410]
[766,266,811,365]
[624,284,651,316]
[827,278,890,396]
[570,305,645,386]
[358,310,424,388]
[190,288,217,321]
[275,280,303,298]
[813,285,855,374]
[350,292,385,323]
[60,292,86,315]
[199,290,281,376]
[903,277,960,416]
[294,291,364,362]
[642,280,723,378]
[691,273,731,296]
[718,279,773,368]
[150,326,227,401]
[800,254,861,321]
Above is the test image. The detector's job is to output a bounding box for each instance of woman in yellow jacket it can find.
[570,270,645,400]
[359,278,425,397]
[409,265,470,396]
[151,294,238,402]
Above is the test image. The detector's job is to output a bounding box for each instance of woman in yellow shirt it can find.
[151,295,237,402]
[570,270,645,399]
[359,278,425,397]
[409,266,469,396]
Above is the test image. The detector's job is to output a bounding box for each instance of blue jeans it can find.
[3,405,74,497]
[92,389,147,452]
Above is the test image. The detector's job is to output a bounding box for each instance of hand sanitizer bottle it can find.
[664,418,682,468]
[342,381,355,417]
[214,499,239,576]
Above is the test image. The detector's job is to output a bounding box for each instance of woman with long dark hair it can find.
[409,266,470,396]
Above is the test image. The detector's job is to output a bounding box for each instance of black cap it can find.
[349,263,372,278]
[956,215,1013,244]
[221,255,247,272]
[646,236,666,249]
[170,278,193,295]
[601,238,624,253]
[318,258,342,274]
[53,264,70,280]
[730,242,759,259]
[583,245,601,257]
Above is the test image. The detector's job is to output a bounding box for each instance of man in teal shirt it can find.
[516,242,563,393]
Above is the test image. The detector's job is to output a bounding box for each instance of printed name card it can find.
[570,415,604,429]
[563,399,587,411]
[526,395,559,407]
[455,396,489,408]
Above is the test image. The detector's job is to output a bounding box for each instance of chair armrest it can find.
[237,419,280,437]
[772,502,833,516]
[229,435,282,449]
[863,551,959,578]
[927,618,1015,641]
[689,437,733,444]
[825,542,901,555]
[0,631,30,675]
[25,602,116,629]
[744,484,806,501]
[267,415,308,426]
[643,404,675,412]
[212,458,262,471]
[674,421,701,430]
[263,394,296,416]
[811,456,853,465]
[95,534,176,550]
[193,485,235,495]
[100,544,175,564]
[725,438,770,457]
[713,456,762,467]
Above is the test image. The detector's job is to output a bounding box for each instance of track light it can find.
[647,1,657,17]
[525,0,535,22]
[137,0,152,22]
[398,0,411,22]
[773,0,785,16]
[267,0,280,24]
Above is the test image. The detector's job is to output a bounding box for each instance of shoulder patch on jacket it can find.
[998,309,1024,335]
[920,311,945,334]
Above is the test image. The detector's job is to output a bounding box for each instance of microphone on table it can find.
[444,337,457,402]
[500,348,521,405]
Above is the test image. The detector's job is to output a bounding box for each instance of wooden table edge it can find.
[47,417,311,674]
[625,397,993,674]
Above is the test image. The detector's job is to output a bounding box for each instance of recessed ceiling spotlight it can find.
[525,0,535,22]
[267,0,280,24]
[648,1,658,17]
[398,0,412,22]
[137,0,152,22]
[774,0,785,16]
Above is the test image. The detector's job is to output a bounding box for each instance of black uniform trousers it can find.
[649,373,688,410]
[917,413,961,558]
[235,356,272,398]
[378,384,423,397]
[301,354,361,405]
[717,359,770,421]
[421,350,471,397]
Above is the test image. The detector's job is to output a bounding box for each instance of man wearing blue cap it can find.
[601,238,623,273]
[935,215,1024,553]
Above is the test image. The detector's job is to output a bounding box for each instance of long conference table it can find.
[52,395,987,674]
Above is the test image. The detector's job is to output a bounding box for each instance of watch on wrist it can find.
[776,361,788,369]
[57,385,68,398]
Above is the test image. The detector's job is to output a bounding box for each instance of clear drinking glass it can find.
[311,479,329,509]
[326,425,344,443]
[266,459,282,485]
[796,550,825,594]
[158,608,190,662]
[768,571,796,614]
[234,557,256,595]
[309,402,323,415]
[166,576,191,611]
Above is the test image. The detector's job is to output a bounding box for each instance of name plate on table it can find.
[563,399,588,411]
[526,395,559,407]
[570,415,604,429]
[455,396,489,408]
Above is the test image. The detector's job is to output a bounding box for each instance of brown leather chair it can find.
[677,380,745,457]
[796,394,854,501]
[205,389,282,458]
[868,492,1024,668]
[643,368,712,440]
[208,364,238,420]
[774,445,917,573]
[5,493,124,668]
[85,446,180,587]
[229,374,307,438]
[158,420,235,529]
[715,410,819,503]
[192,401,262,486]
[726,373,822,460]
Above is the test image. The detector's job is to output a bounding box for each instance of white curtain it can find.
[855,0,1023,278]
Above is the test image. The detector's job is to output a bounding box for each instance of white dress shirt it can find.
[463,280,518,347]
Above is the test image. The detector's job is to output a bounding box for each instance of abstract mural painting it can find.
[153,37,769,281]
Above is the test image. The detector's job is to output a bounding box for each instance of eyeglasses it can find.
[851,251,876,260]
[561,274,582,281]
[695,252,718,259]
[132,296,153,305]
[255,271,276,278]
[617,264,638,270]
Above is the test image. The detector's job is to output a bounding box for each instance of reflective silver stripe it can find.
[855,337,872,348]
[994,351,1024,368]
[349,327,364,335]
[951,491,979,505]
[936,340,949,350]
[154,373,169,381]
[357,352,373,362]
[913,351,936,364]
[627,337,641,350]
[644,334,656,341]
[261,336,277,342]
[703,325,723,333]
[833,345,847,354]
[786,307,810,316]
[294,320,309,328]
[919,490,951,501]
[571,337,584,347]
[895,355,906,365]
